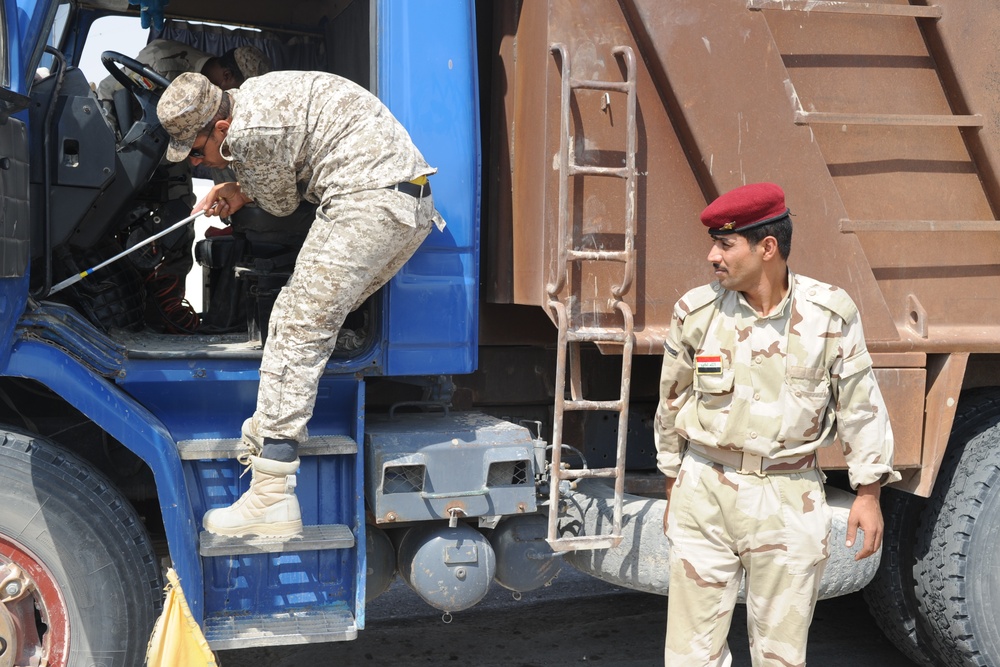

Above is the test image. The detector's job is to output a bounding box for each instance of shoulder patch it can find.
[797,275,858,322]
[676,283,721,316]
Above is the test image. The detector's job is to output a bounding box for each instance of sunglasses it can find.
[189,133,211,159]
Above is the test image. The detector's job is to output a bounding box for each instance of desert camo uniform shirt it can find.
[221,71,444,443]
[221,70,440,221]
[97,39,213,102]
[654,271,901,488]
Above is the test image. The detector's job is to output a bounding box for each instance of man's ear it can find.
[760,236,779,261]
[215,119,231,137]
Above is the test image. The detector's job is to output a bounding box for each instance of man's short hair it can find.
[200,92,232,134]
[739,214,793,260]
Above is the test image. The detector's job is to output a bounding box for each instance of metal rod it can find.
[840,219,1000,233]
[47,210,206,296]
[747,0,942,18]
[795,111,982,127]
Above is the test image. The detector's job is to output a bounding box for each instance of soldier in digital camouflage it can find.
[98,42,271,333]
[654,182,901,666]
[97,40,271,102]
[156,70,445,538]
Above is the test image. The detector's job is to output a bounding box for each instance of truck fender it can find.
[3,337,203,621]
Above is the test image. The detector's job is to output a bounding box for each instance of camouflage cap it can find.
[156,72,223,162]
[232,46,271,81]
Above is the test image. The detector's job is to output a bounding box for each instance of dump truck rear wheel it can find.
[914,388,1000,666]
[0,426,161,667]
[863,487,940,666]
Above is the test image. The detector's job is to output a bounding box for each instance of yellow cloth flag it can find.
[146,568,218,667]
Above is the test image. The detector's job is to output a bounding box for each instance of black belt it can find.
[387,179,431,198]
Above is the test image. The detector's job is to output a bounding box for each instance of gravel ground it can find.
[219,567,916,666]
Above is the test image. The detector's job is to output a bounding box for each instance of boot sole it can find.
[203,520,303,539]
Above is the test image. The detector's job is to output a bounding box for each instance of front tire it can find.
[914,388,1000,666]
[0,427,162,666]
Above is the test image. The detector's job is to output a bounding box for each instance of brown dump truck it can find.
[5,0,997,663]
[473,1,1000,665]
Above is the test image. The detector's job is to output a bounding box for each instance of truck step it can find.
[177,434,357,460]
[204,607,357,650]
[199,523,355,557]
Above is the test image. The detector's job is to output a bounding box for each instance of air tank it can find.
[489,514,562,592]
[396,523,496,612]
[365,524,397,602]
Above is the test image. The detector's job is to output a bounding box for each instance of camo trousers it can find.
[252,188,436,442]
[664,449,832,666]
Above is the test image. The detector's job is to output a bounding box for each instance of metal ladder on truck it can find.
[545,43,637,552]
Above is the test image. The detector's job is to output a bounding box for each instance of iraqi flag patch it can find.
[695,355,723,375]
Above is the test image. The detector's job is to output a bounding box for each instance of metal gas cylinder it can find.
[396,523,496,612]
[489,514,562,592]
[365,524,397,602]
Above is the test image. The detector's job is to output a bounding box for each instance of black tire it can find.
[913,388,1000,666]
[0,426,162,666]
[863,487,941,666]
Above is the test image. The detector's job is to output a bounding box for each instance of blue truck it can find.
[5,0,1000,665]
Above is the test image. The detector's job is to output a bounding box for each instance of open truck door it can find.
[0,0,47,367]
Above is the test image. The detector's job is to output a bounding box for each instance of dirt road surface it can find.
[218,567,915,666]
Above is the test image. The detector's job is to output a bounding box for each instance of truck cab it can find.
[0,0,510,662]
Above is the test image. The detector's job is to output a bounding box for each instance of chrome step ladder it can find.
[545,43,637,552]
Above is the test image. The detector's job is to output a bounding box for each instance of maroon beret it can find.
[700,182,790,234]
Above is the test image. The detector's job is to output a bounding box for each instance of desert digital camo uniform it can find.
[97,39,213,102]
[224,71,445,443]
[654,271,900,667]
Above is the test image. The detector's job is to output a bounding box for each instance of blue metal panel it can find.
[198,455,358,616]
[378,0,480,376]
[2,338,205,622]
[10,0,55,94]
[352,380,367,630]
[0,254,28,370]
[117,337,385,440]
[191,377,365,620]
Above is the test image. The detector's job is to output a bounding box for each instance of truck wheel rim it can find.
[0,535,69,667]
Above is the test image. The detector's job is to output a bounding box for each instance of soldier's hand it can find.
[846,482,883,561]
[195,182,250,218]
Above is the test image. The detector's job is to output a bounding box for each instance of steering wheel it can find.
[101,50,172,99]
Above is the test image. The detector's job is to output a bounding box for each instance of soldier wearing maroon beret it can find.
[700,181,790,234]
[655,183,899,665]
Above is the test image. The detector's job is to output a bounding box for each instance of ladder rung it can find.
[557,467,620,481]
[568,78,632,93]
[748,0,942,18]
[566,328,629,343]
[547,535,622,553]
[841,219,1000,233]
[568,164,630,178]
[178,433,357,460]
[795,111,982,127]
[565,249,630,263]
[205,608,356,650]
[199,524,355,557]
[563,399,623,411]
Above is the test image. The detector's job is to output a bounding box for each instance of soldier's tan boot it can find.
[202,455,303,537]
